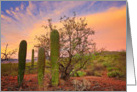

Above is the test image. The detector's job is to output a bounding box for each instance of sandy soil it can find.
[1,74,126,91]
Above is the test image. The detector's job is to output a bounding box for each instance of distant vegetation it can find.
[85,51,126,80]
[1,44,17,61]
[1,51,126,80]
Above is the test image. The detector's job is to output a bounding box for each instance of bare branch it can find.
[1,44,17,60]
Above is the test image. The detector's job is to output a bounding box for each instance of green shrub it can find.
[107,70,124,78]
[84,65,94,76]
[1,62,38,76]
[77,71,86,77]
[94,71,102,77]
[1,63,18,76]
[102,62,111,67]
[85,62,104,76]
[71,71,86,77]
[107,67,119,72]
[94,63,105,71]
[98,59,104,62]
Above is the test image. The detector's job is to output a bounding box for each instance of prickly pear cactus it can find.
[50,29,59,86]
[31,49,34,67]
[18,40,27,87]
[37,47,45,88]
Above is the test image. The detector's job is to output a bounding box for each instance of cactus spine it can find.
[18,40,27,87]
[37,47,45,88]
[31,49,34,67]
[50,29,59,86]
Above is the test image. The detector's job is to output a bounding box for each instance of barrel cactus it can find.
[50,29,60,86]
[37,47,45,88]
[18,40,27,87]
[31,49,34,67]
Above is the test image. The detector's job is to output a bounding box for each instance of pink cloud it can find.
[85,6,126,51]
[1,2,126,59]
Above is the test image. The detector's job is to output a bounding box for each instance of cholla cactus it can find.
[18,40,27,87]
[50,29,59,86]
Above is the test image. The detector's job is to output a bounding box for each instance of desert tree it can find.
[34,33,50,58]
[34,12,96,80]
[34,19,57,59]
[1,44,17,61]
[58,12,95,80]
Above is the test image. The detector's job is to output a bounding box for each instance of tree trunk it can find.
[60,72,70,80]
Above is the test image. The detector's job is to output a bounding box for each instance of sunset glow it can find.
[1,1,126,59]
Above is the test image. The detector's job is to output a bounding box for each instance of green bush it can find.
[72,71,86,77]
[1,63,18,76]
[107,67,119,72]
[107,70,124,78]
[1,62,39,76]
[94,63,104,71]
[102,62,112,67]
[77,71,86,77]
[94,71,102,77]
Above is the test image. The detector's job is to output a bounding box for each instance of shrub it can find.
[102,62,112,67]
[94,71,102,77]
[107,67,119,72]
[94,63,105,71]
[77,71,86,77]
[107,70,124,78]
[1,63,18,76]
[73,71,86,77]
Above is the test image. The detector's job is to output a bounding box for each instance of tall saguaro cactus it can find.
[31,49,34,67]
[18,40,27,87]
[37,47,45,88]
[50,29,60,86]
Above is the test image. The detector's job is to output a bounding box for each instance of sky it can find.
[1,1,126,59]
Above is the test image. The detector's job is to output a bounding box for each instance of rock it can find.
[71,79,91,91]
[59,79,66,86]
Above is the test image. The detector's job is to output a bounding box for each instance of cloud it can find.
[6,10,11,15]
[1,14,12,22]
[15,7,19,11]
[21,3,24,10]
[1,1,126,59]
[85,5,126,51]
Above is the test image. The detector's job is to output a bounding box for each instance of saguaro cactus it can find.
[37,47,45,88]
[18,40,27,87]
[31,49,34,67]
[50,29,59,86]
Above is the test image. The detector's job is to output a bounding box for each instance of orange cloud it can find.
[1,4,126,59]
[85,5,126,51]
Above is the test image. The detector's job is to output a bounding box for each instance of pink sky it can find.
[86,6,126,51]
[1,1,126,59]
